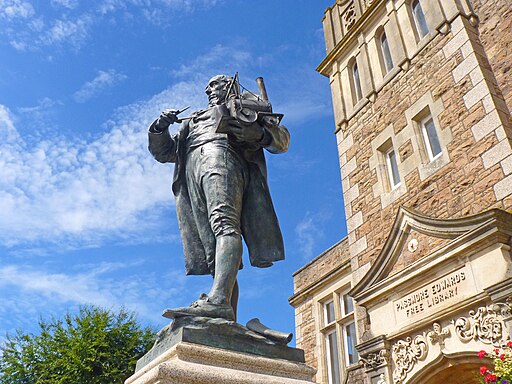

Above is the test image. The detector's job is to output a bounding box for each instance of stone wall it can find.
[338,11,512,283]
[291,238,351,380]
[293,239,350,293]
[472,0,512,115]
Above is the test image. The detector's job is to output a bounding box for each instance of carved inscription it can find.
[394,268,473,323]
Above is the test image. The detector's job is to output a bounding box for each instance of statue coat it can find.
[148,116,290,275]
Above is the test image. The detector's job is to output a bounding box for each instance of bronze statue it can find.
[148,74,289,321]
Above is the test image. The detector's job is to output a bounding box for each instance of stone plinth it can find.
[125,316,316,384]
[125,341,316,384]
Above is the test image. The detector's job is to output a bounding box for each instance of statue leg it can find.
[162,236,240,321]
[208,235,242,308]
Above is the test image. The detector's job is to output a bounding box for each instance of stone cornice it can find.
[292,237,348,277]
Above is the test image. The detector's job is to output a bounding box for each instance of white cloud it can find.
[0,262,187,325]
[0,104,20,142]
[97,0,222,16]
[171,44,252,79]
[295,211,330,260]
[269,64,333,126]
[42,14,93,47]
[51,0,79,9]
[73,69,127,103]
[0,0,34,19]
[274,99,332,125]
[2,0,225,51]
[17,97,61,114]
[0,81,203,248]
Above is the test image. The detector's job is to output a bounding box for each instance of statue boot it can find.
[162,293,235,321]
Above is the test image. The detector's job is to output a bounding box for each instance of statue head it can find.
[205,75,233,106]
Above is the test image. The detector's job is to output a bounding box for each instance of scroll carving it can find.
[361,349,389,370]
[453,302,511,346]
[391,334,428,384]
[388,302,511,383]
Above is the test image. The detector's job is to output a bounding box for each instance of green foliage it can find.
[0,306,155,384]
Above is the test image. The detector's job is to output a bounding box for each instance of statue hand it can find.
[228,120,264,143]
[156,109,180,130]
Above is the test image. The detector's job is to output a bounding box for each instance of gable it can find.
[350,206,511,304]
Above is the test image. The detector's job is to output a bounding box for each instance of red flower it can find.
[500,353,506,360]
[480,366,488,375]
[507,341,512,347]
[494,348,501,354]
[478,350,487,359]
[485,373,497,383]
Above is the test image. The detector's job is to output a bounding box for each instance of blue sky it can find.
[0,0,347,343]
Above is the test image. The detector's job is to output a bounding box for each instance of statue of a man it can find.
[148,75,289,321]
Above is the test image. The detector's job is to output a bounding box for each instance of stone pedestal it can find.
[125,316,316,384]
[126,341,316,384]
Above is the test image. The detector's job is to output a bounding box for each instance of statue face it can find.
[205,76,230,106]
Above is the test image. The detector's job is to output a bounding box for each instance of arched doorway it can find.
[407,352,487,384]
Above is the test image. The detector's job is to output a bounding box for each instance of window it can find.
[380,32,394,74]
[340,294,358,365]
[343,321,358,365]
[324,300,336,324]
[341,293,354,315]
[385,147,401,189]
[351,61,363,103]
[421,116,442,161]
[412,0,429,39]
[326,330,341,384]
[321,291,358,384]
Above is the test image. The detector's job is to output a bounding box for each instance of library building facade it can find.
[290,0,512,383]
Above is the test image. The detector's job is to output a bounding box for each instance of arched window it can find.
[380,32,394,74]
[351,61,363,103]
[412,0,429,39]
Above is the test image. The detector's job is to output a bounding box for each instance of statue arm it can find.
[260,123,290,154]
[147,119,178,163]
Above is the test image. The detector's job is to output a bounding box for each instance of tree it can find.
[0,306,155,384]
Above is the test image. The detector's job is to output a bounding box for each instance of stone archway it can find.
[407,353,486,384]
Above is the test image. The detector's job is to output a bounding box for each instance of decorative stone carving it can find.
[453,302,511,346]
[407,238,418,253]
[364,0,376,9]
[388,305,511,384]
[361,349,390,370]
[342,4,357,32]
[427,322,450,347]
[391,334,428,384]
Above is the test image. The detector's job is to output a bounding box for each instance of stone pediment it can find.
[350,207,512,305]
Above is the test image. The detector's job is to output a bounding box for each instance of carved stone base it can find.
[125,341,316,384]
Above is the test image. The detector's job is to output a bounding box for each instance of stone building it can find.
[289,0,512,383]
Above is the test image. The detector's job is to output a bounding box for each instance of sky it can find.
[0,0,347,344]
